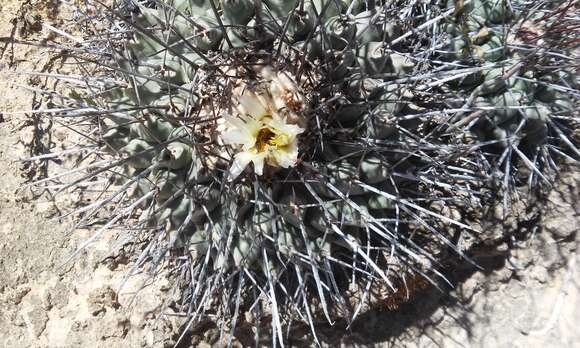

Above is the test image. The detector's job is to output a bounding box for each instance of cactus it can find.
[436,0,579,197]
[28,0,578,345]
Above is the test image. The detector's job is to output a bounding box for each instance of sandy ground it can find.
[0,1,579,347]
[0,1,186,347]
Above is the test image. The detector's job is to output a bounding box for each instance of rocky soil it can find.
[0,1,578,347]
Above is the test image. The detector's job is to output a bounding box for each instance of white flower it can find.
[265,69,304,114]
[222,93,304,180]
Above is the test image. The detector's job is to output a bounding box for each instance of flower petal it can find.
[228,151,255,180]
[252,152,267,175]
[222,128,253,147]
[270,141,299,168]
[264,116,304,137]
[239,94,267,118]
[228,151,268,180]
[223,72,305,178]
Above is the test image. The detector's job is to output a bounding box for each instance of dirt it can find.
[0,1,186,347]
[0,1,578,347]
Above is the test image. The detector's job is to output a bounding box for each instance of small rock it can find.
[190,334,203,347]
[28,76,43,87]
[35,201,58,218]
[18,126,35,146]
[459,277,480,302]
[158,278,173,292]
[41,290,53,310]
[506,255,528,271]
[544,213,577,239]
[88,286,119,316]
[18,13,43,38]
[22,305,49,338]
[429,307,447,323]
[530,265,549,284]
[71,320,89,332]
[104,254,129,271]
[53,128,68,142]
[46,281,70,310]
[163,341,177,348]
[100,314,130,339]
[485,280,501,292]
[13,311,26,327]
[142,330,155,347]
[6,286,31,305]
[230,340,244,348]
[244,311,254,324]
[203,328,219,344]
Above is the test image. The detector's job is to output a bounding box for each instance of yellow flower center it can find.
[255,127,276,152]
[253,114,294,153]
[255,127,292,152]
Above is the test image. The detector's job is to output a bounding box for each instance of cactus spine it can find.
[31,0,578,344]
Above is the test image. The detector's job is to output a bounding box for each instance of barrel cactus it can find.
[32,0,578,345]
[437,0,578,191]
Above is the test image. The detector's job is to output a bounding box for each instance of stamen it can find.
[255,127,276,152]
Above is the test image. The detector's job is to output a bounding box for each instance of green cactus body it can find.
[54,0,578,343]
